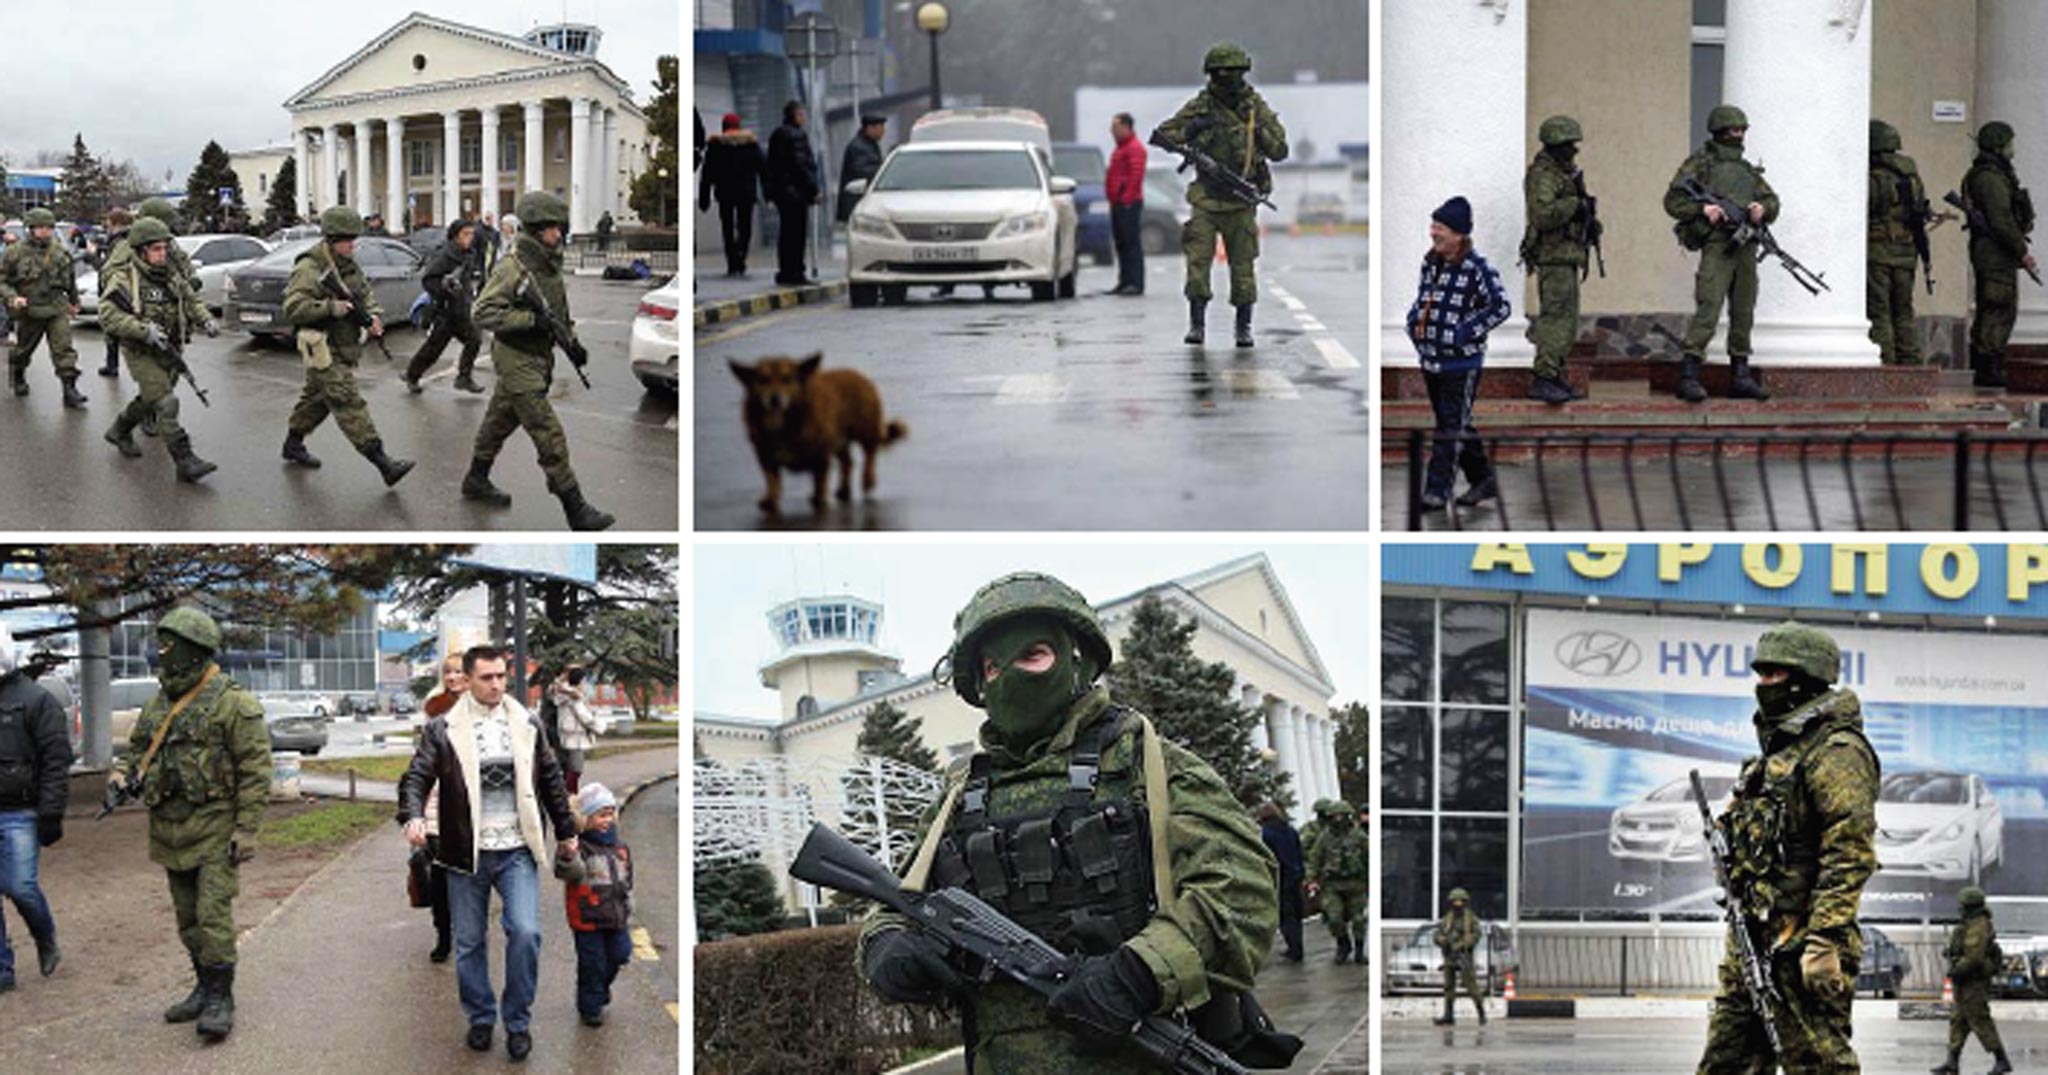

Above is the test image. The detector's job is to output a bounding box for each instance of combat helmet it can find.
[1961,886,1987,909]
[941,572,1111,708]
[1539,115,1583,147]
[1311,797,1336,819]
[1979,121,2017,153]
[515,191,570,230]
[1448,887,1471,904]
[1870,119,1902,154]
[319,206,364,239]
[1750,622,1840,685]
[138,197,178,225]
[1328,799,1358,823]
[128,218,173,248]
[156,607,223,653]
[1708,105,1750,134]
[1203,41,1252,73]
[23,208,55,229]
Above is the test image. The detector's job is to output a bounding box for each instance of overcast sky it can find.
[694,543,1370,720]
[0,0,672,185]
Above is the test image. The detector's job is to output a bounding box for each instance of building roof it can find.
[282,11,644,116]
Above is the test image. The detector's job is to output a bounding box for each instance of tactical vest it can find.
[1869,157,1920,244]
[136,675,240,820]
[927,709,1156,956]
[1676,145,1766,251]
[1722,701,1879,922]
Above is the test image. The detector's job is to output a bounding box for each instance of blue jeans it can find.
[448,848,542,1032]
[574,928,633,1018]
[0,809,56,979]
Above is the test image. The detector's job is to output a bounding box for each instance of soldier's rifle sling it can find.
[1945,189,2045,287]
[96,666,218,819]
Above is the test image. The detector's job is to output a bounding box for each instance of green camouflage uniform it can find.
[1866,121,1927,364]
[1151,47,1287,309]
[283,240,386,449]
[1523,117,1594,382]
[1433,896,1486,1021]
[0,223,82,385]
[1938,889,2009,1072]
[99,224,214,463]
[1962,123,2034,385]
[1699,625,1879,1075]
[470,232,582,494]
[1307,807,1368,957]
[1665,109,1781,399]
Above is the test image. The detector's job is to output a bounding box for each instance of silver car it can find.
[178,234,273,312]
[1384,921,1518,995]
[266,707,328,756]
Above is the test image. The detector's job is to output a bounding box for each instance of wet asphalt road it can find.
[631,776,682,1020]
[1381,1013,2048,1073]
[695,232,1370,531]
[0,275,676,531]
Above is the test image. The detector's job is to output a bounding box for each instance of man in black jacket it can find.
[765,100,822,286]
[837,114,888,225]
[700,112,768,277]
[1257,802,1306,963]
[402,219,485,395]
[0,630,72,993]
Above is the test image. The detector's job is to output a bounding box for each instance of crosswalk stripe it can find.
[1280,296,1307,311]
[994,372,1070,405]
[1313,336,1361,369]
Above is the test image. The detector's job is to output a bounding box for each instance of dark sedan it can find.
[222,236,427,347]
[1858,926,1910,998]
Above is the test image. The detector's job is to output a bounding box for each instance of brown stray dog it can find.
[731,353,907,513]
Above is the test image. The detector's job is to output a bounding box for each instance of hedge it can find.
[695,924,958,1075]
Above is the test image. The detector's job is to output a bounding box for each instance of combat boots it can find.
[164,957,206,1023]
[359,439,416,487]
[1528,375,1578,405]
[1334,938,1352,965]
[168,434,217,484]
[1988,1049,2014,1074]
[557,486,615,532]
[1728,357,1771,401]
[1473,994,1488,1025]
[1234,303,1255,347]
[453,372,485,394]
[1974,347,2009,391]
[1929,1052,1960,1074]
[1433,998,1455,1026]
[281,431,321,468]
[1676,355,1707,403]
[105,415,143,459]
[461,459,512,507]
[195,962,235,1042]
[10,365,27,397]
[1185,299,1207,345]
[60,375,87,409]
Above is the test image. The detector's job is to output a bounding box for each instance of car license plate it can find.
[240,310,271,324]
[911,246,978,262]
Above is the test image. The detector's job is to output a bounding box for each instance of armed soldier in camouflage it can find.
[1523,115,1597,405]
[1960,122,2037,390]
[1933,887,2012,1075]
[106,607,270,1043]
[0,208,85,406]
[1433,888,1487,1026]
[99,217,223,483]
[281,207,416,486]
[1698,622,1879,1074]
[99,200,202,438]
[1664,105,1781,403]
[465,191,614,531]
[1306,799,1368,966]
[1151,42,1289,348]
[1300,797,1334,870]
[1868,121,1932,365]
[857,572,1281,1074]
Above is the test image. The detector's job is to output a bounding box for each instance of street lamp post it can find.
[916,1,950,113]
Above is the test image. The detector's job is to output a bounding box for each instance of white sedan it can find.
[178,234,273,312]
[630,278,679,394]
[1876,770,2004,882]
[844,140,1079,307]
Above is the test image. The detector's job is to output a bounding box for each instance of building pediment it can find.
[285,13,635,114]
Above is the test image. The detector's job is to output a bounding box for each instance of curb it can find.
[693,280,847,328]
[618,769,678,811]
[883,1045,965,1075]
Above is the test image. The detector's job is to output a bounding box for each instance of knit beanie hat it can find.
[1432,196,1473,236]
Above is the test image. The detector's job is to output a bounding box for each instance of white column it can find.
[522,100,546,196]
[442,111,463,226]
[602,107,619,217]
[1266,698,1299,797]
[352,121,373,210]
[480,106,501,222]
[1240,683,1270,755]
[1317,717,1340,804]
[1720,0,1878,366]
[569,97,593,233]
[1380,0,1530,366]
[321,123,341,212]
[1291,706,1319,802]
[293,129,310,219]
[1978,1,2048,343]
[385,118,406,235]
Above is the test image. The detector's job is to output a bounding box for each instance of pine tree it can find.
[55,134,111,225]
[182,141,247,234]
[856,699,940,771]
[0,158,17,220]
[628,54,679,226]
[262,157,301,234]
[1108,595,1289,810]
[1331,701,1369,807]
[694,856,787,941]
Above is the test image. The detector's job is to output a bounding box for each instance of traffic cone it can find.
[1942,976,1953,1004]
[1504,971,1517,1001]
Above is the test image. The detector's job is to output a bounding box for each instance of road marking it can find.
[1280,296,1307,311]
[1296,316,1328,333]
[632,925,660,961]
[1214,369,1300,399]
[665,1002,680,1023]
[993,372,1070,405]
[1269,285,1293,299]
[1313,336,1361,369]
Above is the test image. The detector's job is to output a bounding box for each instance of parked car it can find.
[223,236,425,346]
[70,255,100,323]
[1986,897,2048,999]
[1876,770,2004,883]
[1858,925,1911,998]
[42,675,83,762]
[1139,171,1192,256]
[178,234,273,312]
[1608,771,1737,863]
[1051,142,1112,264]
[629,279,679,394]
[388,692,417,717]
[845,141,1079,306]
[265,224,323,244]
[266,707,328,756]
[1384,920,1519,995]
[107,676,160,753]
[1296,191,1346,227]
[254,691,337,720]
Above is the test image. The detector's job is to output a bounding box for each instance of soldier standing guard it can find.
[1961,122,2037,391]
[1432,888,1487,1026]
[1523,115,1598,404]
[1664,105,1780,403]
[1867,120,1931,365]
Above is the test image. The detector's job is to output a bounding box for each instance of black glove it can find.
[201,319,221,339]
[1047,947,1161,1048]
[37,814,62,847]
[861,928,966,1005]
[566,339,590,369]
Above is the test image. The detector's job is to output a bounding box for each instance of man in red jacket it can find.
[1107,112,1148,295]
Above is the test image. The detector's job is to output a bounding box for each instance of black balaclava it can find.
[1754,667,1829,733]
[1548,142,1579,165]
[1209,69,1248,105]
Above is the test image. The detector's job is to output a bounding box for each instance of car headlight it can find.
[850,213,895,239]
[1935,819,1968,843]
[999,212,1051,237]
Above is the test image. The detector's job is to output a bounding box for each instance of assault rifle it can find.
[1149,130,1277,213]
[320,263,396,362]
[789,821,1253,1075]
[1691,769,1786,1060]
[1944,190,2045,286]
[104,288,210,407]
[514,275,592,389]
[1903,185,1937,295]
[1574,170,1606,280]
[97,767,139,820]
[1678,176,1830,295]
